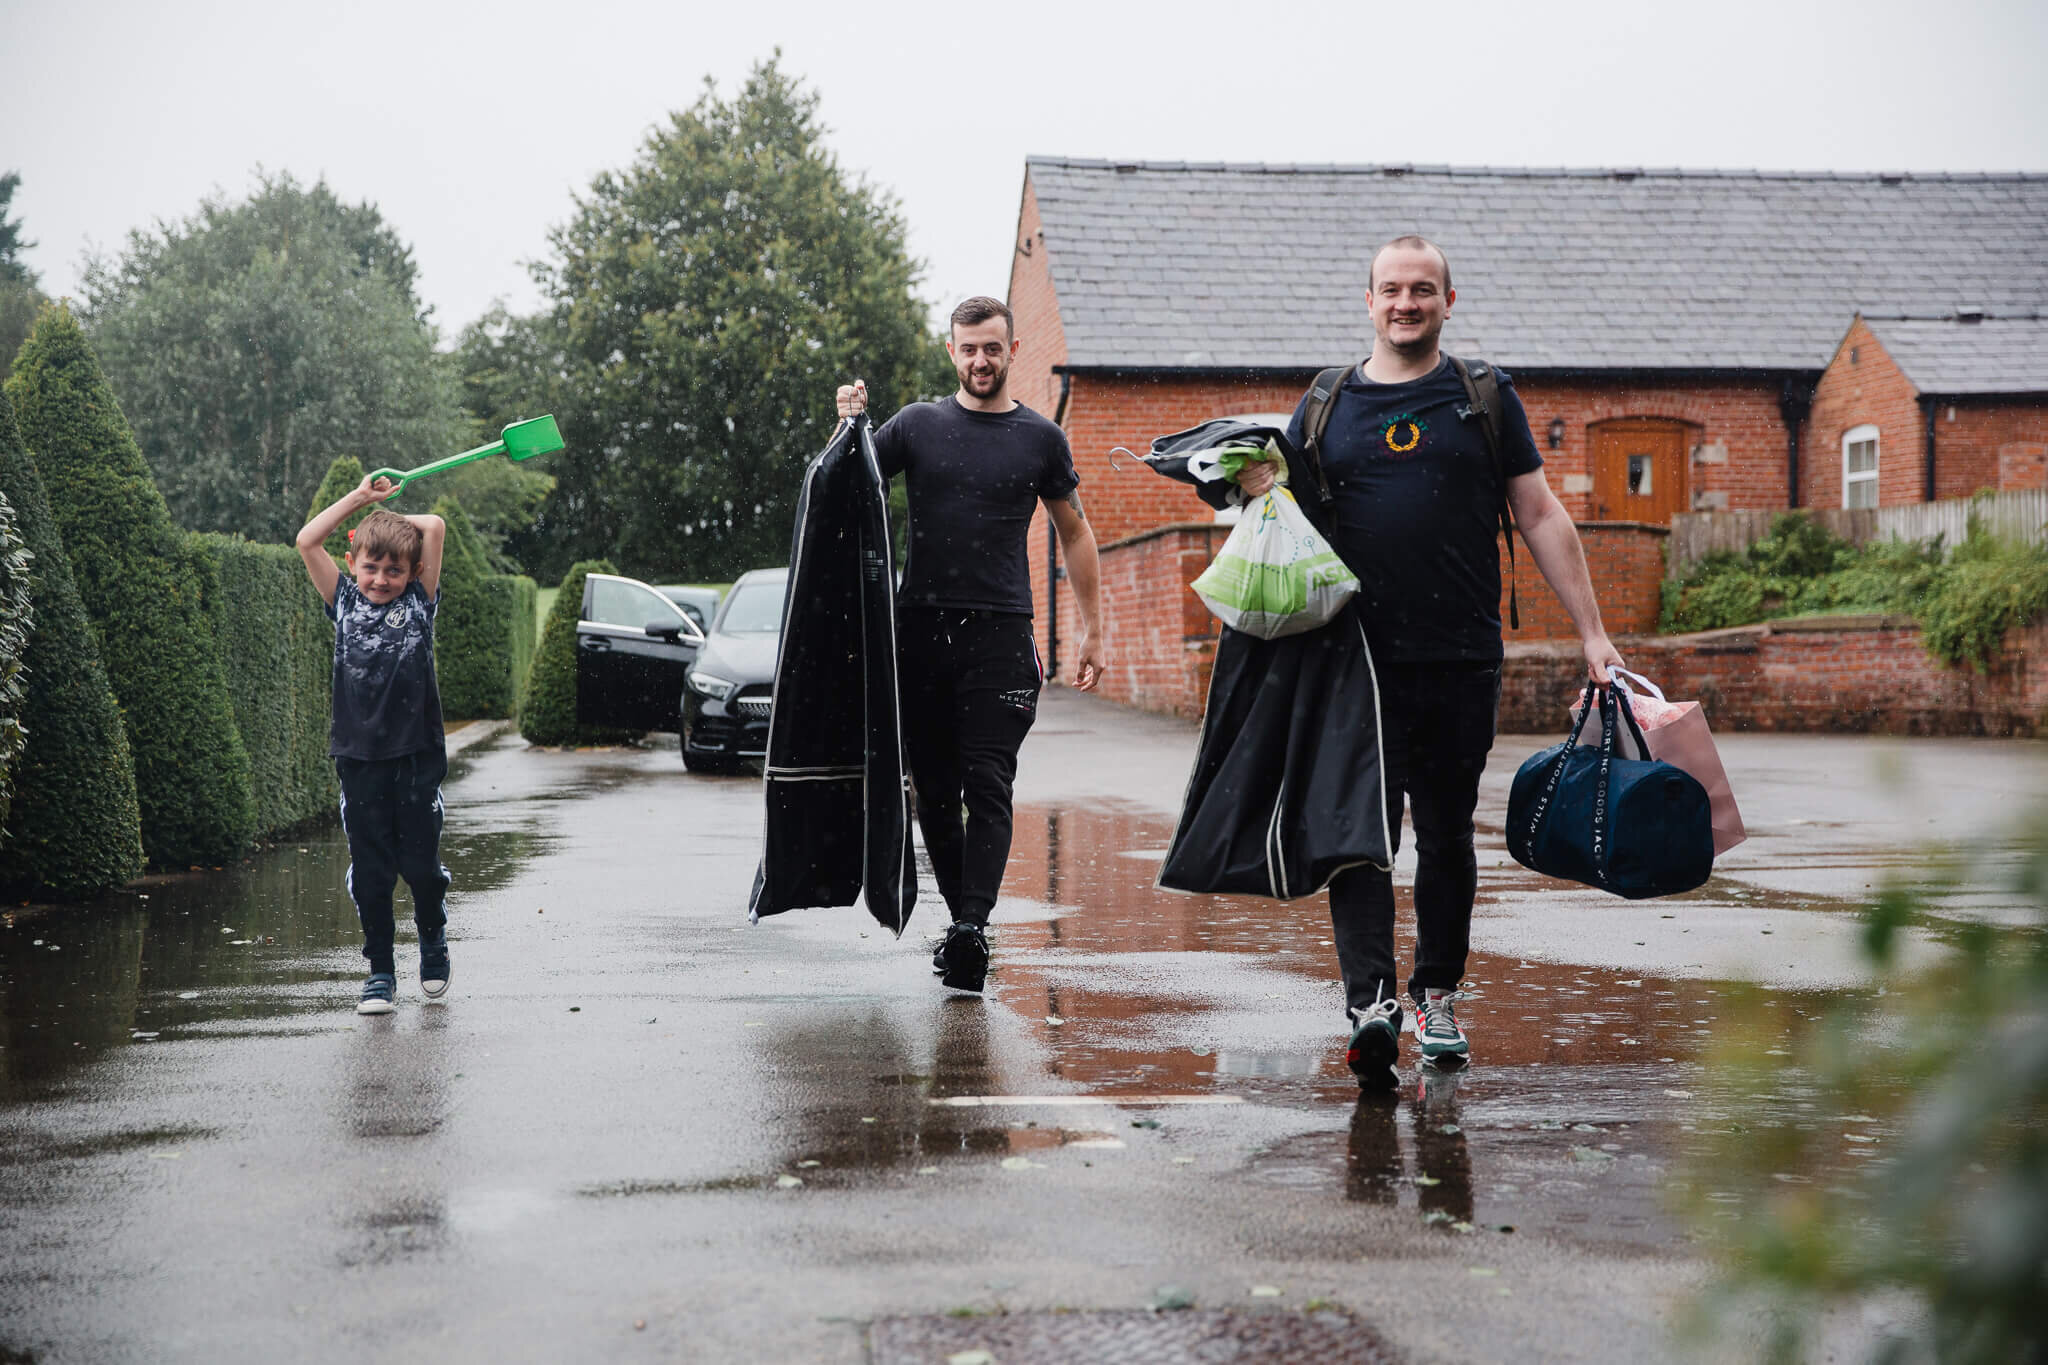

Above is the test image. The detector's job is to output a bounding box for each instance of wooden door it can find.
[1591,419,1690,523]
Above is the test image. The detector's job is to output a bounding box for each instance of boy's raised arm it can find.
[297,474,396,607]
[407,514,447,601]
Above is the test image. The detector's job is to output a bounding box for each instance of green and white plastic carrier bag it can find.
[1188,442,1358,639]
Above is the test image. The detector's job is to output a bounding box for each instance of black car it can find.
[655,584,723,633]
[680,567,787,774]
[574,571,707,734]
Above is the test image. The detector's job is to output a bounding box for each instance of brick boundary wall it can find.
[1501,616,2048,737]
[1075,523,2048,734]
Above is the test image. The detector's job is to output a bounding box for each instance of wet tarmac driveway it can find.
[2,692,2042,1363]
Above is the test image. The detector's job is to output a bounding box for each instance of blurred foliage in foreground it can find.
[1661,511,2048,672]
[1687,807,2048,1363]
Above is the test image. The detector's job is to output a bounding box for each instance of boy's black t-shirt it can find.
[1284,357,1543,664]
[328,577,445,760]
[871,397,1079,616]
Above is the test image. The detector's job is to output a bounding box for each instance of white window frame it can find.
[1842,424,1880,509]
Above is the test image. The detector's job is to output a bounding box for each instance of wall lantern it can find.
[1547,417,1566,449]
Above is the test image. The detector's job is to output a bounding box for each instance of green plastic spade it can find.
[366,414,563,499]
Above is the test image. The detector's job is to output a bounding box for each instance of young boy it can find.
[296,476,450,1015]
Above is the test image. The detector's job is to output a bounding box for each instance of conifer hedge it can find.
[0,489,31,833]
[519,559,630,745]
[492,573,538,717]
[429,496,499,719]
[190,535,337,836]
[6,304,254,866]
[0,386,144,899]
[306,454,369,561]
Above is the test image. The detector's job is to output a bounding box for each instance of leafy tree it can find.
[0,386,144,898]
[451,305,561,572]
[505,57,939,582]
[0,171,47,371]
[519,559,631,745]
[79,171,467,544]
[6,303,253,866]
[0,171,33,285]
[305,454,370,561]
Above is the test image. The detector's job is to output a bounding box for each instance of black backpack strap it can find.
[1451,355,1521,630]
[1296,362,1357,509]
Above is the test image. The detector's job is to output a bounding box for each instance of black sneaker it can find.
[933,921,990,994]
[419,929,451,1003]
[1346,998,1403,1090]
[357,973,397,1016]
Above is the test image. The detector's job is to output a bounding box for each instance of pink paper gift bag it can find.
[1570,668,1746,855]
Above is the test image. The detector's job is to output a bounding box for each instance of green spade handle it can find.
[366,414,563,500]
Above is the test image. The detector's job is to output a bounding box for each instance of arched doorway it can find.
[1589,418,1692,523]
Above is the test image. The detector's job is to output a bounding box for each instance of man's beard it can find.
[959,359,1009,397]
[1380,314,1443,356]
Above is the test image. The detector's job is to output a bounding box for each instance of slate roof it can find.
[1860,316,2048,395]
[1025,159,2048,373]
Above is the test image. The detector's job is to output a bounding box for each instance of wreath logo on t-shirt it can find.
[383,603,412,631]
[1381,413,1427,456]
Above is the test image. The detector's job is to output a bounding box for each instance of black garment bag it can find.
[748,414,917,933]
[1142,420,1393,898]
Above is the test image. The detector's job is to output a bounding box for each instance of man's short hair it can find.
[352,509,423,572]
[950,296,1014,339]
[1368,235,1452,293]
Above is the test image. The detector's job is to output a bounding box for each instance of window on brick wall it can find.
[1214,412,1298,523]
[1843,424,1879,509]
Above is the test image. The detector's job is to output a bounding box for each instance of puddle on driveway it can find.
[0,736,551,1101]
[736,800,1917,1256]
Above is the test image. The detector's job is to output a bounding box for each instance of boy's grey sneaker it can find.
[933,921,989,994]
[1416,987,1469,1069]
[357,973,397,1015]
[1346,997,1403,1090]
[419,930,451,1002]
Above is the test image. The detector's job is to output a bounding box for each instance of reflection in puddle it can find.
[0,736,552,1101]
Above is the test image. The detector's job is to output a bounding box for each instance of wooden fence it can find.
[1667,489,2048,577]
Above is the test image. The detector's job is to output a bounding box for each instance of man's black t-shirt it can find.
[1284,357,1543,663]
[328,577,445,760]
[872,397,1079,615]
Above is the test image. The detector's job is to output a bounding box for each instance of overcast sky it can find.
[5,0,2044,339]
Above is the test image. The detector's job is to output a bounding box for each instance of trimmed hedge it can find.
[0,490,30,832]
[520,559,631,745]
[429,496,498,719]
[6,303,254,866]
[190,534,337,837]
[490,572,538,717]
[0,385,144,898]
[306,454,369,561]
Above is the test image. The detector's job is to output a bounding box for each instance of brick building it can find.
[1807,314,2048,507]
[1000,159,2048,713]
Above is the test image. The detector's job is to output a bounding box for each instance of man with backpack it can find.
[1233,235,1624,1087]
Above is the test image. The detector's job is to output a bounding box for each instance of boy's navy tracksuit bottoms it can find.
[336,750,450,975]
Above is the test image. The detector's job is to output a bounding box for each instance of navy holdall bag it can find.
[1506,683,1715,899]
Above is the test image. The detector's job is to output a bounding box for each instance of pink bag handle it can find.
[1607,667,1666,703]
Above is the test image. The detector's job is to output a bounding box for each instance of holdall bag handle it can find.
[1513,683,1600,863]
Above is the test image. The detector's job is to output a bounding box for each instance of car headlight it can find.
[687,669,738,702]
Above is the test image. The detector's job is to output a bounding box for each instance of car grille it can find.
[734,694,773,720]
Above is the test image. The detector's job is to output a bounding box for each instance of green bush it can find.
[1663,512,2048,671]
[0,386,143,898]
[1688,805,2048,1364]
[5,303,254,866]
[0,489,31,832]
[189,534,337,837]
[519,559,631,745]
[428,496,498,719]
[490,572,538,717]
[305,454,369,562]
